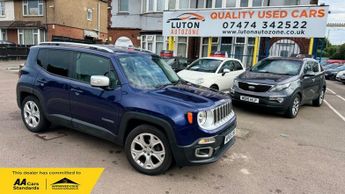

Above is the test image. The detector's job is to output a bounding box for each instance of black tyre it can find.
[312,89,325,107]
[285,94,301,118]
[125,125,172,175]
[21,96,50,132]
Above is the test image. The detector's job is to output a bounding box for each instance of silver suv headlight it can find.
[270,83,291,92]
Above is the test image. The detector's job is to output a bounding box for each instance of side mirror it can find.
[222,68,231,76]
[303,71,315,78]
[90,75,110,87]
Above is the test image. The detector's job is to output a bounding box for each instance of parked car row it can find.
[321,62,345,84]
[15,43,329,175]
[172,55,325,119]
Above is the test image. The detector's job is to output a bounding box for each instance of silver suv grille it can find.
[213,101,232,125]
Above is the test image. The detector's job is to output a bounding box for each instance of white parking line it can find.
[324,100,345,122]
[327,88,336,95]
[327,88,345,103]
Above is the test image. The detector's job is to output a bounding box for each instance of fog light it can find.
[195,147,213,158]
[269,97,284,103]
[198,137,216,145]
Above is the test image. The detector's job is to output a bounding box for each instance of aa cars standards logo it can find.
[51,177,79,190]
[167,13,205,35]
[13,178,40,191]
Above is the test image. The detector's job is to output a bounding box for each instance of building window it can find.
[240,0,249,7]
[206,0,213,8]
[201,38,208,57]
[201,37,220,57]
[157,0,164,11]
[168,0,176,9]
[226,0,237,7]
[141,35,166,54]
[179,0,189,9]
[155,36,164,55]
[119,0,129,12]
[252,0,263,6]
[221,37,233,56]
[246,37,255,66]
[142,0,165,13]
[148,0,154,11]
[197,0,205,8]
[177,37,188,57]
[141,36,146,50]
[284,0,300,5]
[0,0,5,16]
[23,0,44,16]
[18,29,45,45]
[0,29,6,40]
[87,8,93,21]
[200,36,256,66]
[215,0,223,8]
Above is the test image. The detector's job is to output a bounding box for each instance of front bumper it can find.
[336,77,345,83]
[172,122,236,166]
[230,89,292,112]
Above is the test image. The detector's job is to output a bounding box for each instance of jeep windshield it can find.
[251,59,302,76]
[118,55,180,89]
[186,59,222,73]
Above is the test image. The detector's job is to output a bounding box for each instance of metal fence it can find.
[0,46,30,60]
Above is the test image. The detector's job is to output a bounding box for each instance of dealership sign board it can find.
[163,6,329,38]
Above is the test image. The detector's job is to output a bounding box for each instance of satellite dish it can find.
[114,36,134,48]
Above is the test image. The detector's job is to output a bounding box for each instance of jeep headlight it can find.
[197,111,207,126]
[197,110,214,130]
[270,83,291,92]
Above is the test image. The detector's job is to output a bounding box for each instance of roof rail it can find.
[38,42,114,53]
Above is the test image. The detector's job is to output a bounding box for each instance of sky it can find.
[319,0,345,45]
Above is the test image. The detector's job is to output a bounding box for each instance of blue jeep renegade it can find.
[16,42,236,175]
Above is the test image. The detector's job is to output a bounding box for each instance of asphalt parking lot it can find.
[0,61,344,194]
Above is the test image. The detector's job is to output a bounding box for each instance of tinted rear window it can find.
[37,49,74,77]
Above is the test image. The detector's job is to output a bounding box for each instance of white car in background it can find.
[178,57,245,92]
[336,70,345,84]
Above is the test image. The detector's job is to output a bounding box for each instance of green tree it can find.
[331,44,345,60]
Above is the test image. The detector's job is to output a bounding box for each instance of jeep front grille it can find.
[213,101,233,125]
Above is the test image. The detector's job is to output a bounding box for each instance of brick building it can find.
[0,0,108,45]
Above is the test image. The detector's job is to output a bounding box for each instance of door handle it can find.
[312,78,315,82]
[71,88,83,95]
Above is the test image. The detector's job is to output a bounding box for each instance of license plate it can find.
[240,95,259,103]
[224,129,236,145]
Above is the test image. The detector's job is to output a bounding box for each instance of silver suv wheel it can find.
[23,101,40,128]
[130,133,165,170]
[292,97,300,117]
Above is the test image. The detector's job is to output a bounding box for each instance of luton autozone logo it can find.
[51,177,79,190]
[167,13,205,35]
